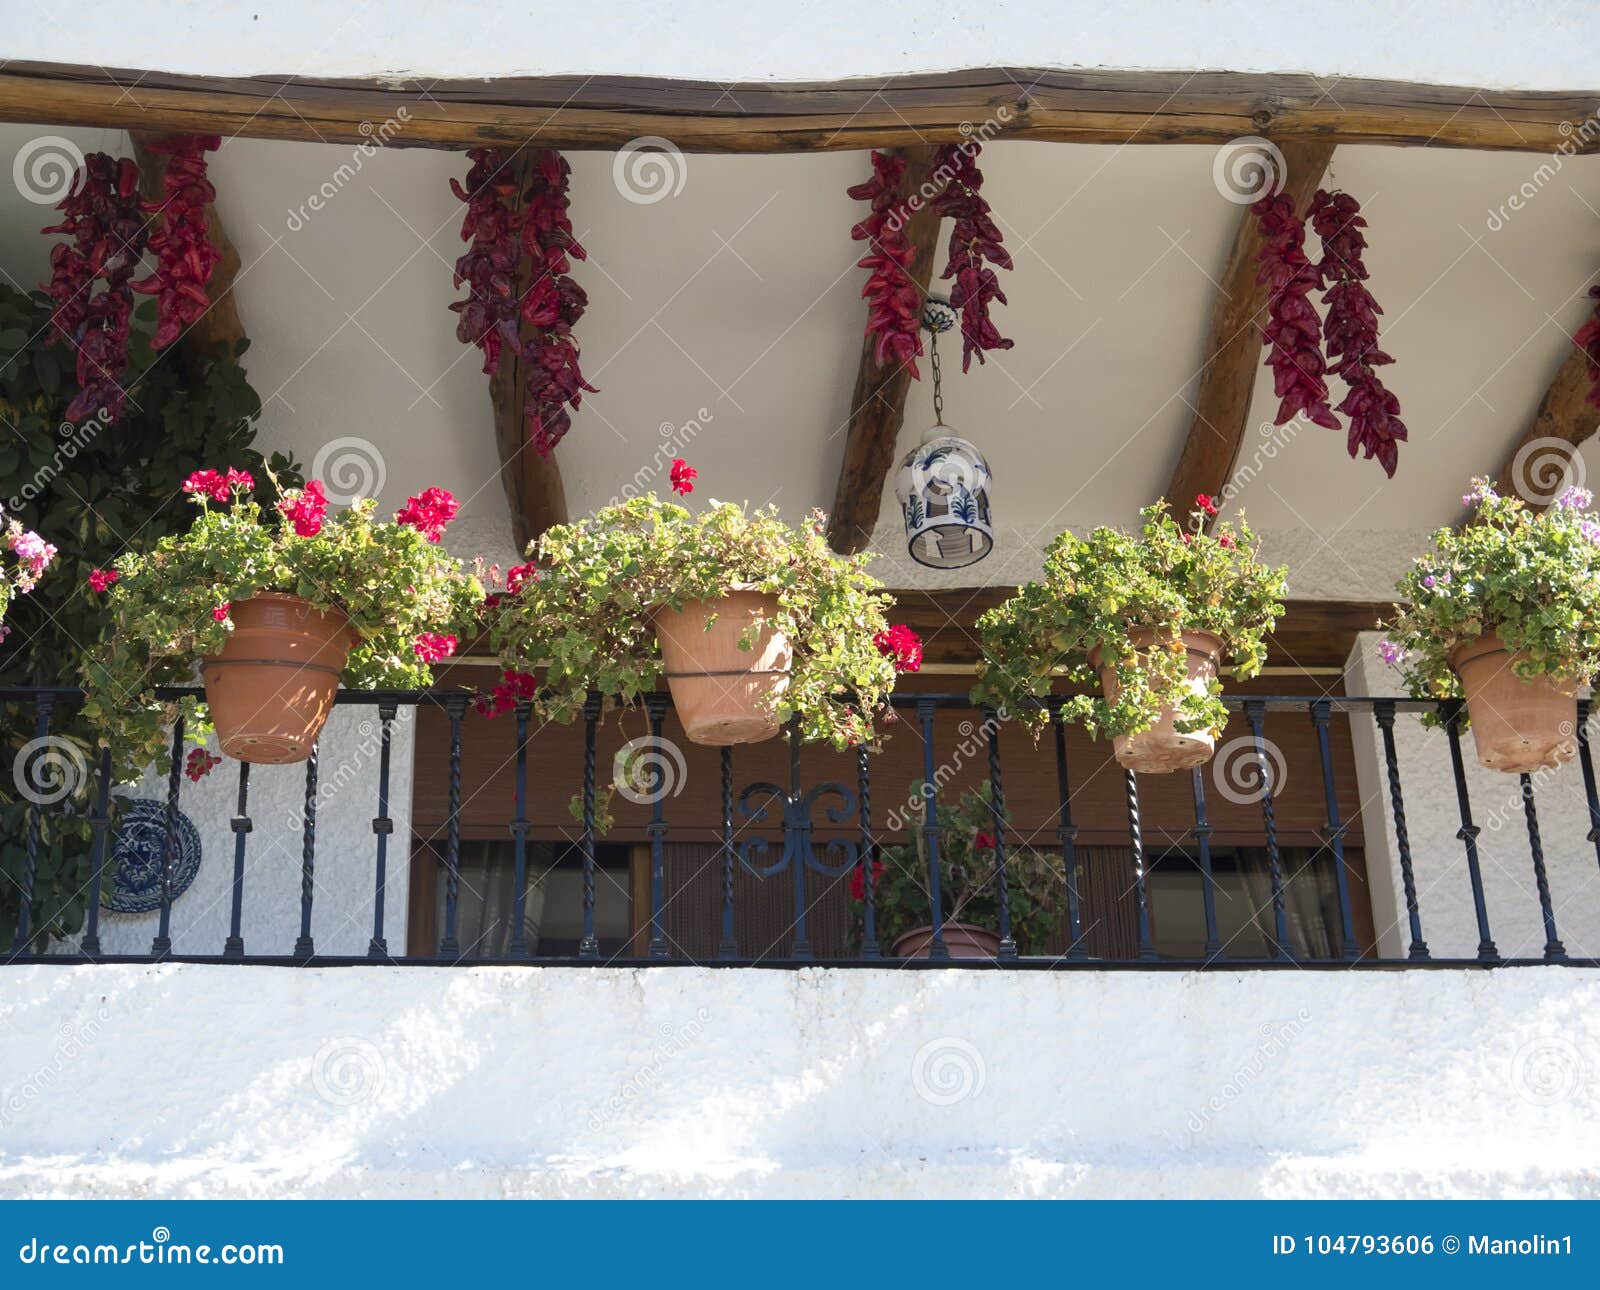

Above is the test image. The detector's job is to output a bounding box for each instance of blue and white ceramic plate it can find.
[104,798,202,914]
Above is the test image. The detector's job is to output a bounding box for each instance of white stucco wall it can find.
[6,1,1599,89]
[1346,634,1600,962]
[2,963,1597,1199]
[54,709,416,959]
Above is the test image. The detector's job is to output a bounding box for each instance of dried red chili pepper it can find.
[1253,192,1338,431]
[1311,189,1406,477]
[130,134,223,351]
[931,141,1013,371]
[1574,284,1600,410]
[848,151,923,377]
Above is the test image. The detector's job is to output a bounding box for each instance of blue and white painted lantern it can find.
[894,426,993,569]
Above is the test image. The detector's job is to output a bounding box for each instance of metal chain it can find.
[930,330,944,425]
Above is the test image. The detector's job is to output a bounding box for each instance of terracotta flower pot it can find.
[201,592,355,765]
[655,589,792,745]
[1093,628,1225,774]
[891,922,1002,959]
[1447,632,1579,774]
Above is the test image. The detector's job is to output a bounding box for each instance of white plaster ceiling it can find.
[0,125,1597,602]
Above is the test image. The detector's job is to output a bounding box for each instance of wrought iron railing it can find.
[4,686,1599,967]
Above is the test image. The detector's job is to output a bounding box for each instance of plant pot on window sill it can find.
[891,922,1002,959]
[1447,632,1579,774]
[1091,627,1225,774]
[201,592,356,764]
[654,588,792,746]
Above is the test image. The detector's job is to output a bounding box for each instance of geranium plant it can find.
[1,507,57,643]
[487,466,911,748]
[1380,479,1600,706]
[850,782,1060,954]
[82,472,483,777]
[972,497,1288,741]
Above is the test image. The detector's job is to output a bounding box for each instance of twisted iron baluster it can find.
[369,703,396,960]
[14,692,54,951]
[1374,700,1428,960]
[1577,699,1600,877]
[985,709,1016,960]
[857,740,879,960]
[1520,772,1567,961]
[1311,700,1359,960]
[80,745,114,958]
[150,716,184,960]
[224,761,251,958]
[916,698,948,960]
[1052,706,1085,960]
[580,694,601,959]
[1443,699,1498,962]
[293,743,318,960]
[1244,700,1290,961]
[1125,768,1155,961]
[440,694,468,957]
[508,701,532,958]
[718,746,737,959]
[646,692,669,960]
[1190,766,1221,960]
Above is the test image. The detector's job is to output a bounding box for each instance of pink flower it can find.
[395,486,459,543]
[225,467,254,494]
[669,459,697,496]
[1378,639,1406,666]
[1195,493,1219,517]
[88,568,118,593]
[505,561,539,593]
[8,526,57,578]
[413,632,458,663]
[212,602,230,623]
[278,481,328,538]
[1217,532,1236,550]
[182,468,231,503]
[873,623,923,673]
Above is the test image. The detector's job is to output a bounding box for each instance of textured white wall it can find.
[6,1,1599,88]
[1,963,1597,1198]
[1346,634,1600,962]
[55,709,415,958]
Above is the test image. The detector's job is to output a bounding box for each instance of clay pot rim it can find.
[220,590,359,649]
[1447,630,1582,691]
[1089,626,1226,670]
[889,921,1001,955]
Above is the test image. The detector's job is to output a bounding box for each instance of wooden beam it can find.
[129,131,245,359]
[1164,141,1336,525]
[827,144,942,554]
[1487,343,1600,514]
[888,588,1386,670]
[489,151,569,553]
[3,63,1596,154]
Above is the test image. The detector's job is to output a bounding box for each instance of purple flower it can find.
[1558,485,1594,510]
[1583,520,1600,545]
[1379,639,1406,666]
[1423,575,1436,589]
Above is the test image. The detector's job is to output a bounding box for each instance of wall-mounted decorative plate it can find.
[104,798,202,915]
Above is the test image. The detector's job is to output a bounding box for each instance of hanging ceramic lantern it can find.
[892,300,994,569]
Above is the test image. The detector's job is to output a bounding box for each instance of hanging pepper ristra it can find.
[1252,191,1339,431]
[931,141,1014,371]
[847,150,924,377]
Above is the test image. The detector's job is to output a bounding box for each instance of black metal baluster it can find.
[80,745,113,958]
[984,709,1017,960]
[857,741,880,960]
[1519,772,1567,962]
[916,698,948,960]
[1190,766,1221,960]
[293,743,318,960]
[1052,706,1086,960]
[368,703,396,960]
[1578,699,1600,876]
[786,717,812,961]
[150,717,183,960]
[506,701,532,959]
[718,746,737,959]
[1374,700,1429,960]
[1311,700,1359,961]
[1443,699,1498,962]
[439,694,468,957]
[14,693,55,952]
[1125,768,1156,961]
[224,761,251,958]
[646,692,669,960]
[1244,699,1290,961]
[580,695,601,960]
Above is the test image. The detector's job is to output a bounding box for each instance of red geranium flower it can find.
[87,568,118,593]
[182,468,231,503]
[849,859,886,902]
[973,831,996,851]
[212,602,230,623]
[873,623,923,673]
[1218,532,1236,550]
[1195,493,1219,517]
[185,747,222,782]
[225,467,254,493]
[413,632,458,663]
[475,668,540,717]
[395,486,459,543]
[505,561,539,594]
[669,458,697,496]
[279,481,328,538]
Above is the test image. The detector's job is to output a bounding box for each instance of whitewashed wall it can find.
[56,709,415,958]
[1,963,1597,1198]
[1347,634,1600,962]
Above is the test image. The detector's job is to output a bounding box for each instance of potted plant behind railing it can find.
[486,461,914,747]
[82,471,483,775]
[852,782,1060,958]
[972,495,1288,773]
[1380,478,1600,773]
[1,507,57,644]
